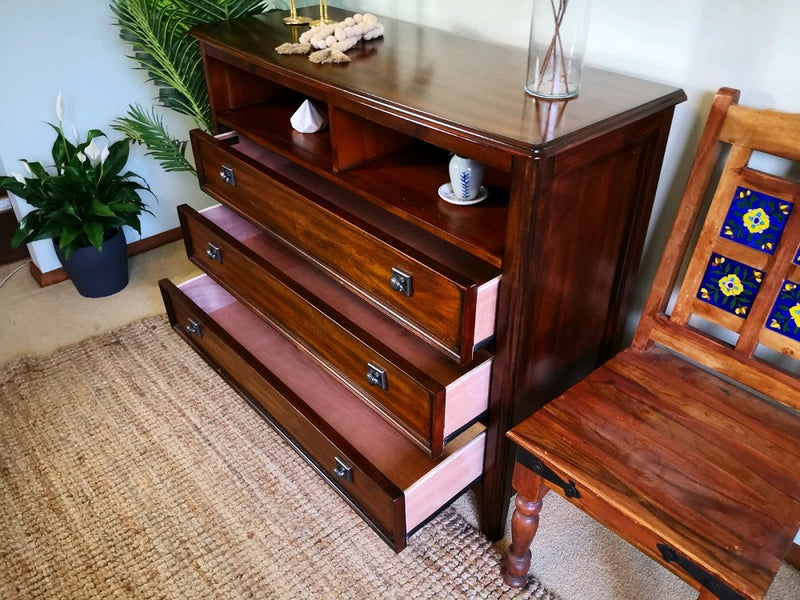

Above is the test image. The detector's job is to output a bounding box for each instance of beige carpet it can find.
[0,316,555,599]
[2,250,798,599]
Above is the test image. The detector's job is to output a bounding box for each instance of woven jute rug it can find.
[0,316,556,599]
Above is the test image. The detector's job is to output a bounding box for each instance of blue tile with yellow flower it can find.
[697,253,763,317]
[720,186,793,254]
[767,280,800,342]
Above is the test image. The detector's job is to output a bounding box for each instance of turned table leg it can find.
[503,461,549,588]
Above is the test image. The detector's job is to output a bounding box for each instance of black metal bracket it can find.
[657,544,744,600]
[517,450,581,499]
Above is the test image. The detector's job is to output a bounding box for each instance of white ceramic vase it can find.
[448,155,484,201]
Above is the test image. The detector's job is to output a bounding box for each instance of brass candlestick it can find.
[310,0,336,26]
[283,0,311,25]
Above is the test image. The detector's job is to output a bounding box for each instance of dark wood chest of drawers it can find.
[159,7,685,550]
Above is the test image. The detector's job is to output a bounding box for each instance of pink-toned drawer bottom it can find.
[159,274,485,552]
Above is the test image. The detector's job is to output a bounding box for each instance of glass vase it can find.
[525,0,591,99]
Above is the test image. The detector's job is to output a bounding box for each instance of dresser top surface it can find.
[192,7,684,154]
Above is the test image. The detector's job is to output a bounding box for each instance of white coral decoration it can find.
[293,13,384,60]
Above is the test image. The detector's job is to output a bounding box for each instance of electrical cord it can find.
[0,260,31,288]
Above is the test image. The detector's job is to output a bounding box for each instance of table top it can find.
[191,7,685,156]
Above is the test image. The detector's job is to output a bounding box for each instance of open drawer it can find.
[190,129,501,365]
[179,203,492,458]
[159,274,486,552]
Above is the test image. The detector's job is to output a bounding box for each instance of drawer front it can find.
[180,204,490,458]
[159,277,407,548]
[191,129,493,363]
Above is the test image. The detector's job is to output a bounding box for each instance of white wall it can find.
[0,1,212,273]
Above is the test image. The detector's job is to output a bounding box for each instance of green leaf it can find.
[112,104,195,174]
[90,199,117,217]
[100,139,131,183]
[58,226,83,249]
[83,222,105,251]
[23,161,49,179]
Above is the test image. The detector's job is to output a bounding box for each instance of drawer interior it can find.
[169,274,486,536]
[189,203,492,454]
[192,129,501,362]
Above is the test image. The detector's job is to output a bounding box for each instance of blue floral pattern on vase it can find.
[697,253,763,317]
[459,171,471,199]
[719,186,793,254]
[767,279,800,342]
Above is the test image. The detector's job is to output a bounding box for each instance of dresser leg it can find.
[502,462,548,588]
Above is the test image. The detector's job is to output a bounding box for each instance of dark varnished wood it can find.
[508,346,800,598]
[159,276,407,548]
[484,106,679,538]
[178,203,491,457]
[502,461,548,588]
[159,276,485,551]
[505,89,800,598]
[186,8,684,544]
[191,7,684,157]
[191,130,500,363]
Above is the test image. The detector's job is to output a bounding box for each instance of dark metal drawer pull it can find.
[219,164,236,186]
[185,317,202,338]
[519,451,581,499]
[657,544,743,600]
[206,242,222,263]
[365,362,388,391]
[389,267,413,297]
[333,456,353,483]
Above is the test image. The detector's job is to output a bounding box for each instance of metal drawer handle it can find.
[389,267,413,297]
[219,164,236,186]
[333,456,353,483]
[365,362,388,391]
[206,242,222,263]
[185,317,202,338]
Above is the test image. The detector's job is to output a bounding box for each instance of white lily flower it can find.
[10,171,26,184]
[22,161,36,179]
[77,152,87,163]
[83,138,107,167]
[100,145,110,165]
[55,92,64,123]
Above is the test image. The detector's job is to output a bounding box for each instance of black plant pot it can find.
[55,229,129,298]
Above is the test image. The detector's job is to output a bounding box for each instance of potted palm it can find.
[0,94,154,297]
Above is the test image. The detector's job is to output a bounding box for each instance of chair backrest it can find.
[633,87,800,413]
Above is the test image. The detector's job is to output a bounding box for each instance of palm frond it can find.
[111,0,278,175]
[168,0,275,26]
[112,104,196,175]
[111,0,211,131]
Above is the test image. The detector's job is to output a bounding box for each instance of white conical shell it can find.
[290,99,327,133]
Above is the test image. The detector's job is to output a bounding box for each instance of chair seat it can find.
[508,345,800,599]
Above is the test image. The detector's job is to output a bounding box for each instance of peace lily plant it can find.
[0,93,154,260]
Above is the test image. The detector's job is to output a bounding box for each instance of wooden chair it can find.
[502,87,800,600]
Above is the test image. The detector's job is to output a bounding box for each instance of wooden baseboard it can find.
[787,542,800,570]
[29,227,182,288]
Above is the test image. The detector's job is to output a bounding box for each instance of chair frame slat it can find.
[635,88,800,414]
[648,314,800,413]
[669,144,752,325]
[735,205,800,355]
[720,104,800,162]
[634,88,741,346]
